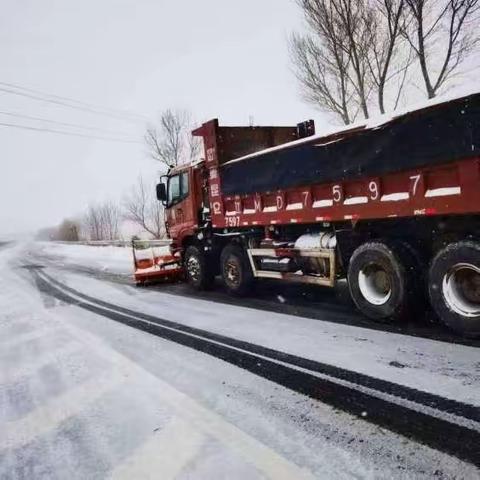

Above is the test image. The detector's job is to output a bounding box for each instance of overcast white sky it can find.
[0,0,324,236]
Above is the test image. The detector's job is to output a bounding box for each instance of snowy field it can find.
[0,241,479,478]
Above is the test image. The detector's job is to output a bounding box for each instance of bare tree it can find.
[291,0,478,120]
[53,218,80,242]
[291,0,389,123]
[83,202,120,241]
[331,0,375,119]
[368,0,414,113]
[403,0,480,98]
[123,177,165,239]
[99,202,120,241]
[84,205,103,241]
[145,109,200,169]
[290,31,355,124]
[291,1,357,124]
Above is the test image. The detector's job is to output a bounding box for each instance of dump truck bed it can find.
[220,93,480,196]
[193,93,480,229]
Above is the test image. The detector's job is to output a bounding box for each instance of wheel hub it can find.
[358,264,392,306]
[442,263,480,317]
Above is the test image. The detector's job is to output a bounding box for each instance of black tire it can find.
[220,243,254,296]
[347,241,421,323]
[428,240,480,338]
[184,245,215,290]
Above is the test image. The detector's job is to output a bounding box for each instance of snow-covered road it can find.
[1,241,479,478]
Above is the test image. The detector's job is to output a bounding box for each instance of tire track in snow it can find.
[31,267,480,467]
[31,252,480,348]
[37,268,480,422]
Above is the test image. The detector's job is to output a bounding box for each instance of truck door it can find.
[166,171,195,239]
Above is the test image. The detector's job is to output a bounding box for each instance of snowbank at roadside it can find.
[34,242,136,275]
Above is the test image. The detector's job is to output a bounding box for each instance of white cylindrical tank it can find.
[294,232,337,250]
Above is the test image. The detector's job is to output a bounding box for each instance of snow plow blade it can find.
[132,240,183,285]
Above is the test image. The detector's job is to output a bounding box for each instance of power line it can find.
[0,121,143,144]
[0,80,149,121]
[0,110,136,137]
[0,86,147,124]
[0,82,149,123]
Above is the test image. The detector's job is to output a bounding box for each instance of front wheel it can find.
[220,244,254,296]
[428,240,480,338]
[184,245,214,290]
[347,241,421,323]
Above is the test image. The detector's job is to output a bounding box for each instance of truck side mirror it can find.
[156,183,167,202]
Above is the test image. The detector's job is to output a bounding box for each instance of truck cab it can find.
[157,163,206,249]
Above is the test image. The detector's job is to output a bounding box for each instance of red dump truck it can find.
[153,93,480,337]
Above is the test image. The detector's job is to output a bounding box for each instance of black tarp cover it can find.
[220,93,480,195]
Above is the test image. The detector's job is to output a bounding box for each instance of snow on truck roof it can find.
[222,87,480,167]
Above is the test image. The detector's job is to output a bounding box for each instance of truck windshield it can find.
[167,172,189,207]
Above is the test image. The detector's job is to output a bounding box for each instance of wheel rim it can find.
[442,263,480,317]
[358,263,392,306]
[186,255,201,283]
[224,257,241,288]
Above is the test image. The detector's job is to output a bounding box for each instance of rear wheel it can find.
[347,241,421,323]
[428,240,480,338]
[220,244,254,296]
[184,245,214,290]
